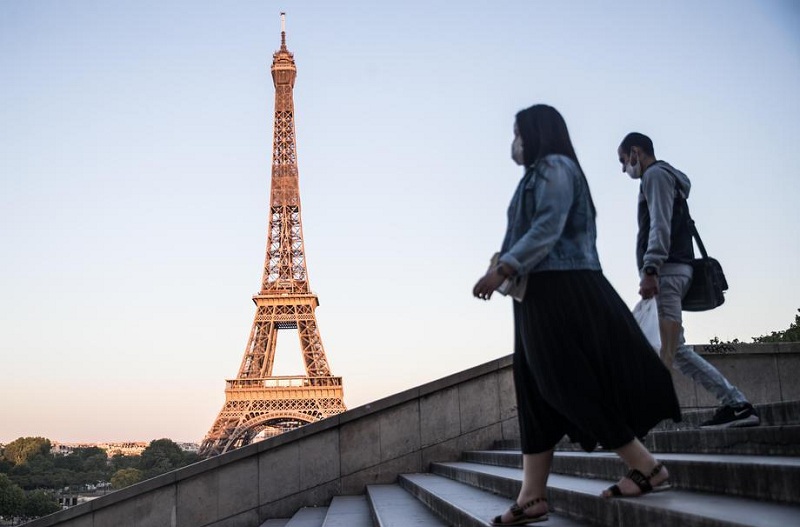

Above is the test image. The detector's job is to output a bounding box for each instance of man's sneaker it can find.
[700,402,761,429]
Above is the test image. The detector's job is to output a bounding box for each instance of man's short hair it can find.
[620,132,655,156]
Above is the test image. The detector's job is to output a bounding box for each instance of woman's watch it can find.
[644,265,658,276]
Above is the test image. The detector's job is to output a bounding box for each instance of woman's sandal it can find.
[491,497,549,525]
[602,462,671,498]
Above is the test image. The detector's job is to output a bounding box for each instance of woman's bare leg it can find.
[495,449,553,523]
[602,438,669,497]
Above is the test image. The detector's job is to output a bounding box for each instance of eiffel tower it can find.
[199,14,346,457]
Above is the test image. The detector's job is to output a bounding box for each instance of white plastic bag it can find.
[632,297,661,354]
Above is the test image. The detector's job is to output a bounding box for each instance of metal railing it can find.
[226,376,342,389]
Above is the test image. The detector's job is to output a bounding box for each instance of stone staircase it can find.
[259,402,800,527]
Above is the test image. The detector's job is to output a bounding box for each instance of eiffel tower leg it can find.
[239,314,278,378]
[200,312,280,456]
[297,318,332,377]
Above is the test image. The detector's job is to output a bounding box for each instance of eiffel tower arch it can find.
[199,14,346,458]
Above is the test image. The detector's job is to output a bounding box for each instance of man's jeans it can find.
[658,273,747,407]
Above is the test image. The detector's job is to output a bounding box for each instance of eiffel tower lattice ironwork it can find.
[199,15,346,457]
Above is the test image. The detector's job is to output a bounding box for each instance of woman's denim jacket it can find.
[498,154,602,275]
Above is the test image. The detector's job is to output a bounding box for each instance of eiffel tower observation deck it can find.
[198,13,346,458]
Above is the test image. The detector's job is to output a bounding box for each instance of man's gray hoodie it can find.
[636,161,695,277]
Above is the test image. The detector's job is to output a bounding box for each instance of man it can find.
[618,132,759,429]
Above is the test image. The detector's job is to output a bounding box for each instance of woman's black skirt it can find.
[513,270,681,454]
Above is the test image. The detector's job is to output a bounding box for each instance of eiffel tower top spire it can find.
[272,13,295,88]
[280,12,287,49]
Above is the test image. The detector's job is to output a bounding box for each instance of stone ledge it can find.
[692,342,800,356]
[22,355,514,527]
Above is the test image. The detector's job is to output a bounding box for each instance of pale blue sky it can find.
[1,1,798,443]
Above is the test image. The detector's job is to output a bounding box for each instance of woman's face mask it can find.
[512,126,525,166]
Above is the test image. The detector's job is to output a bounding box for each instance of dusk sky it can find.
[2,1,798,444]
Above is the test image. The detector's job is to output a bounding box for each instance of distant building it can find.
[176,442,200,454]
[51,441,148,457]
[51,443,96,456]
[97,442,148,457]
[50,440,200,457]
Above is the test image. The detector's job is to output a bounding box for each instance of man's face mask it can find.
[625,151,642,179]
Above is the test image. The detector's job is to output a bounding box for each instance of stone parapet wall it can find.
[25,356,518,527]
[672,342,799,408]
[23,342,799,527]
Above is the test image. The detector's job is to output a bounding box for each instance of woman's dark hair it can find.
[515,104,579,166]
[515,104,595,215]
[619,132,655,156]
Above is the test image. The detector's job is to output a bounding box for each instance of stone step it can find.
[366,483,449,526]
[321,495,372,527]
[283,506,328,527]
[431,461,800,527]
[259,520,290,527]
[494,424,800,456]
[398,472,593,526]
[647,425,800,456]
[462,450,800,504]
[657,400,800,430]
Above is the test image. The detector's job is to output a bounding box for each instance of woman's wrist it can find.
[495,263,514,278]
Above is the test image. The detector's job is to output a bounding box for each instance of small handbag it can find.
[682,218,728,312]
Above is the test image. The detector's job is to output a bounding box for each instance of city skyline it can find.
[1,1,799,444]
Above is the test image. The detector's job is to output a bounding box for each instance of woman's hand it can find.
[473,267,508,300]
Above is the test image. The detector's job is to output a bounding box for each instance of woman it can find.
[473,105,681,525]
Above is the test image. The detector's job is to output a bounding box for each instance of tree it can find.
[2,437,51,466]
[12,453,57,490]
[53,454,83,473]
[83,452,108,473]
[22,490,60,518]
[0,473,25,517]
[52,447,111,488]
[109,454,139,472]
[139,439,193,478]
[110,468,143,490]
[753,308,800,343]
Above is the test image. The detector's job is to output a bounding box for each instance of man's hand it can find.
[639,274,659,299]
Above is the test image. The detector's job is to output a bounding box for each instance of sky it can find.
[1,1,798,444]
